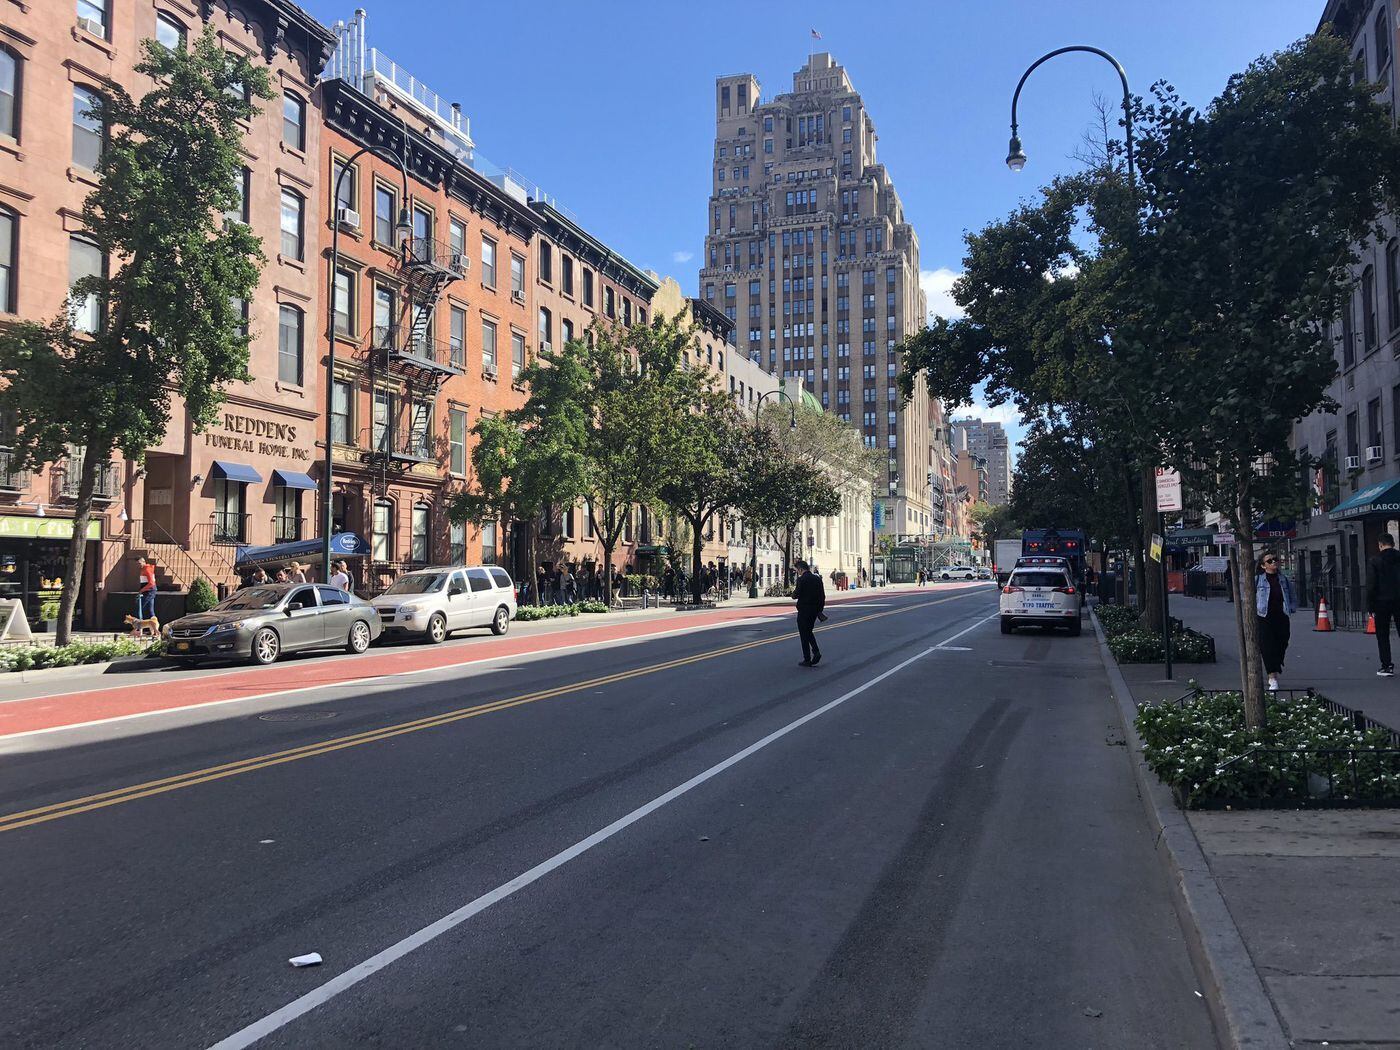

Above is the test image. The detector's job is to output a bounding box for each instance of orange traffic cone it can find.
[1367,613,1377,635]
[1315,597,1334,632]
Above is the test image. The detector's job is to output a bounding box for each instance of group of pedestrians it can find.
[529,562,619,606]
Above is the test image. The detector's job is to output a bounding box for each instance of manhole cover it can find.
[257,711,339,722]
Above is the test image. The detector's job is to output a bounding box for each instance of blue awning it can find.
[271,469,318,491]
[1329,480,1400,521]
[234,531,372,567]
[211,460,263,484]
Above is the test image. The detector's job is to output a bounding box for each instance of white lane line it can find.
[205,608,999,1050]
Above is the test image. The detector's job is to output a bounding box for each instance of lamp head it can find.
[1006,134,1027,173]
[395,206,414,249]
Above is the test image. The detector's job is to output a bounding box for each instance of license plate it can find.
[176,642,190,651]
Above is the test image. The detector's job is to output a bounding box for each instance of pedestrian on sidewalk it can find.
[1366,533,1400,676]
[329,560,351,593]
[1255,552,1296,692]
[792,557,827,667]
[136,556,157,620]
[561,564,576,604]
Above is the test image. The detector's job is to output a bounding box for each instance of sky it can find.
[299,0,1323,458]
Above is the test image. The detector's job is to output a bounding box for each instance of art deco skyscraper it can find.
[698,53,933,538]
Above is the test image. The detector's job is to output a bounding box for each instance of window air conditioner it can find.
[1345,455,1362,470]
[1367,445,1384,463]
[483,363,498,380]
[336,206,361,232]
[78,16,105,36]
[511,290,525,304]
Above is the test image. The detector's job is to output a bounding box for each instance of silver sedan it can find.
[162,583,383,666]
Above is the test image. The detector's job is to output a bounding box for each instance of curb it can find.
[13,655,166,684]
[1090,609,1287,1050]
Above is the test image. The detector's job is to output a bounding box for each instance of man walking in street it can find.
[793,557,826,667]
[1368,533,1400,676]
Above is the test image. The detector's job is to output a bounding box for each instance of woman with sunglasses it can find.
[1255,553,1296,692]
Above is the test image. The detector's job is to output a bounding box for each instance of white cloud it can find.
[953,401,1022,427]
[919,267,963,322]
[671,250,694,264]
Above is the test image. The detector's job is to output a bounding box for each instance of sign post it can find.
[1153,468,1180,681]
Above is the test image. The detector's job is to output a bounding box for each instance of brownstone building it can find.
[319,15,540,592]
[0,0,333,627]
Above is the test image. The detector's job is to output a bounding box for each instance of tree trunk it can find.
[57,445,103,646]
[601,505,615,607]
[1139,463,1163,631]
[1233,490,1268,728]
[690,514,704,605]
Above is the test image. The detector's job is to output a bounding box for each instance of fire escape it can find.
[363,234,467,501]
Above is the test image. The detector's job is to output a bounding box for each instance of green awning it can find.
[1329,479,1400,521]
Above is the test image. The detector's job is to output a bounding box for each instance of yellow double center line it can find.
[0,592,984,835]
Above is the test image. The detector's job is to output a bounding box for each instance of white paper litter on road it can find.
[288,953,322,967]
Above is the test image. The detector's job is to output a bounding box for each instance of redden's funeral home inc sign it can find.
[203,411,313,463]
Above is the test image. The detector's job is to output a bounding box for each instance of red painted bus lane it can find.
[0,589,951,739]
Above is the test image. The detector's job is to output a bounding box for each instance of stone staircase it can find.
[127,521,240,593]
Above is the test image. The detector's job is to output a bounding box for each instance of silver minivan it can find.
[371,566,518,643]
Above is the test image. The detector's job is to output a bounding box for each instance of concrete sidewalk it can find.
[1111,598,1400,1049]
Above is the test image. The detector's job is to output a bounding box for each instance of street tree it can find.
[1010,418,1140,554]
[0,31,269,643]
[1123,32,1400,724]
[734,428,842,587]
[967,501,1018,554]
[448,414,541,590]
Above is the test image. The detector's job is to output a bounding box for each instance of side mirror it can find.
[449,585,465,597]
[284,605,296,615]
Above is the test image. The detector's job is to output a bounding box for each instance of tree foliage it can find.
[0,30,270,643]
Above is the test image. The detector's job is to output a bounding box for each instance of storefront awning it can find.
[1329,480,1400,521]
[1166,528,1217,547]
[234,532,371,568]
[211,460,263,484]
[271,469,317,490]
[1254,518,1297,538]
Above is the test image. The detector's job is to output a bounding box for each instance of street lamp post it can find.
[1004,44,1170,677]
[748,388,798,598]
[323,145,413,585]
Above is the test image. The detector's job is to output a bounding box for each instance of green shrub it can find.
[186,578,219,613]
[0,637,158,672]
[1095,604,1141,637]
[1136,690,1400,807]
[39,600,60,621]
[577,600,608,614]
[1108,626,1214,663]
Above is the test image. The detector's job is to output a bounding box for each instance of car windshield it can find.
[384,573,447,595]
[1010,572,1069,588]
[215,588,284,611]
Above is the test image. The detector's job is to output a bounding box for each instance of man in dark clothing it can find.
[792,558,827,666]
[1368,533,1400,675]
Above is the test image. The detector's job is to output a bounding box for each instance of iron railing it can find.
[54,456,119,501]
[273,515,303,543]
[0,449,30,491]
[211,511,249,544]
[403,235,466,276]
[371,324,464,374]
[1210,747,1400,807]
[369,424,434,464]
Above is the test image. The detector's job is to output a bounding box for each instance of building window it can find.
[1342,296,1356,369]
[411,504,429,564]
[510,253,524,298]
[1363,266,1378,352]
[213,478,245,542]
[1388,240,1400,335]
[481,236,498,288]
[331,379,352,444]
[538,307,551,348]
[449,407,467,474]
[410,399,431,458]
[512,331,526,378]
[372,389,391,451]
[332,157,356,213]
[583,268,594,307]
[77,0,107,37]
[482,318,498,368]
[481,521,497,564]
[561,255,574,296]
[374,184,396,246]
[411,204,433,260]
[449,305,466,367]
[0,49,17,141]
[333,268,354,336]
[278,304,303,385]
[280,188,304,260]
[0,208,13,313]
[604,286,615,319]
[449,521,466,565]
[539,241,553,284]
[449,217,466,259]
[373,500,393,561]
[72,85,103,170]
[562,318,574,344]
[68,236,103,333]
[224,166,249,226]
[274,485,301,542]
[282,91,305,150]
[1376,7,1391,75]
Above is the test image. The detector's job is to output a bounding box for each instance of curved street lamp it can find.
[323,144,413,584]
[1006,45,1136,188]
[747,387,798,598]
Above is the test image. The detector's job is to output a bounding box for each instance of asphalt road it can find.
[0,586,1217,1049]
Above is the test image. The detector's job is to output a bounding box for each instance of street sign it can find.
[1214,532,1236,545]
[1155,467,1184,513]
[1199,555,1229,573]
[1150,533,1163,563]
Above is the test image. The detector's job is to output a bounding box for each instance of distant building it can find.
[952,419,1012,506]
[698,52,932,541]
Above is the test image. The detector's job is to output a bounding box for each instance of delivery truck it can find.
[994,539,1022,586]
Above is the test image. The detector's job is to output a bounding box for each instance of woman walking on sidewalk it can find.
[1256,553,1296,692]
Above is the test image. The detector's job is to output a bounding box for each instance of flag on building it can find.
[811,28,821,40]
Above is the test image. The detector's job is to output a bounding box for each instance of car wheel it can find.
[425,613,447,645]
[1067,618,1082,637]
[1000,617,1013,634]
[491,605,510,636]
[941,573,950,581]
[250,627,280,666]
[347,620,372,654]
